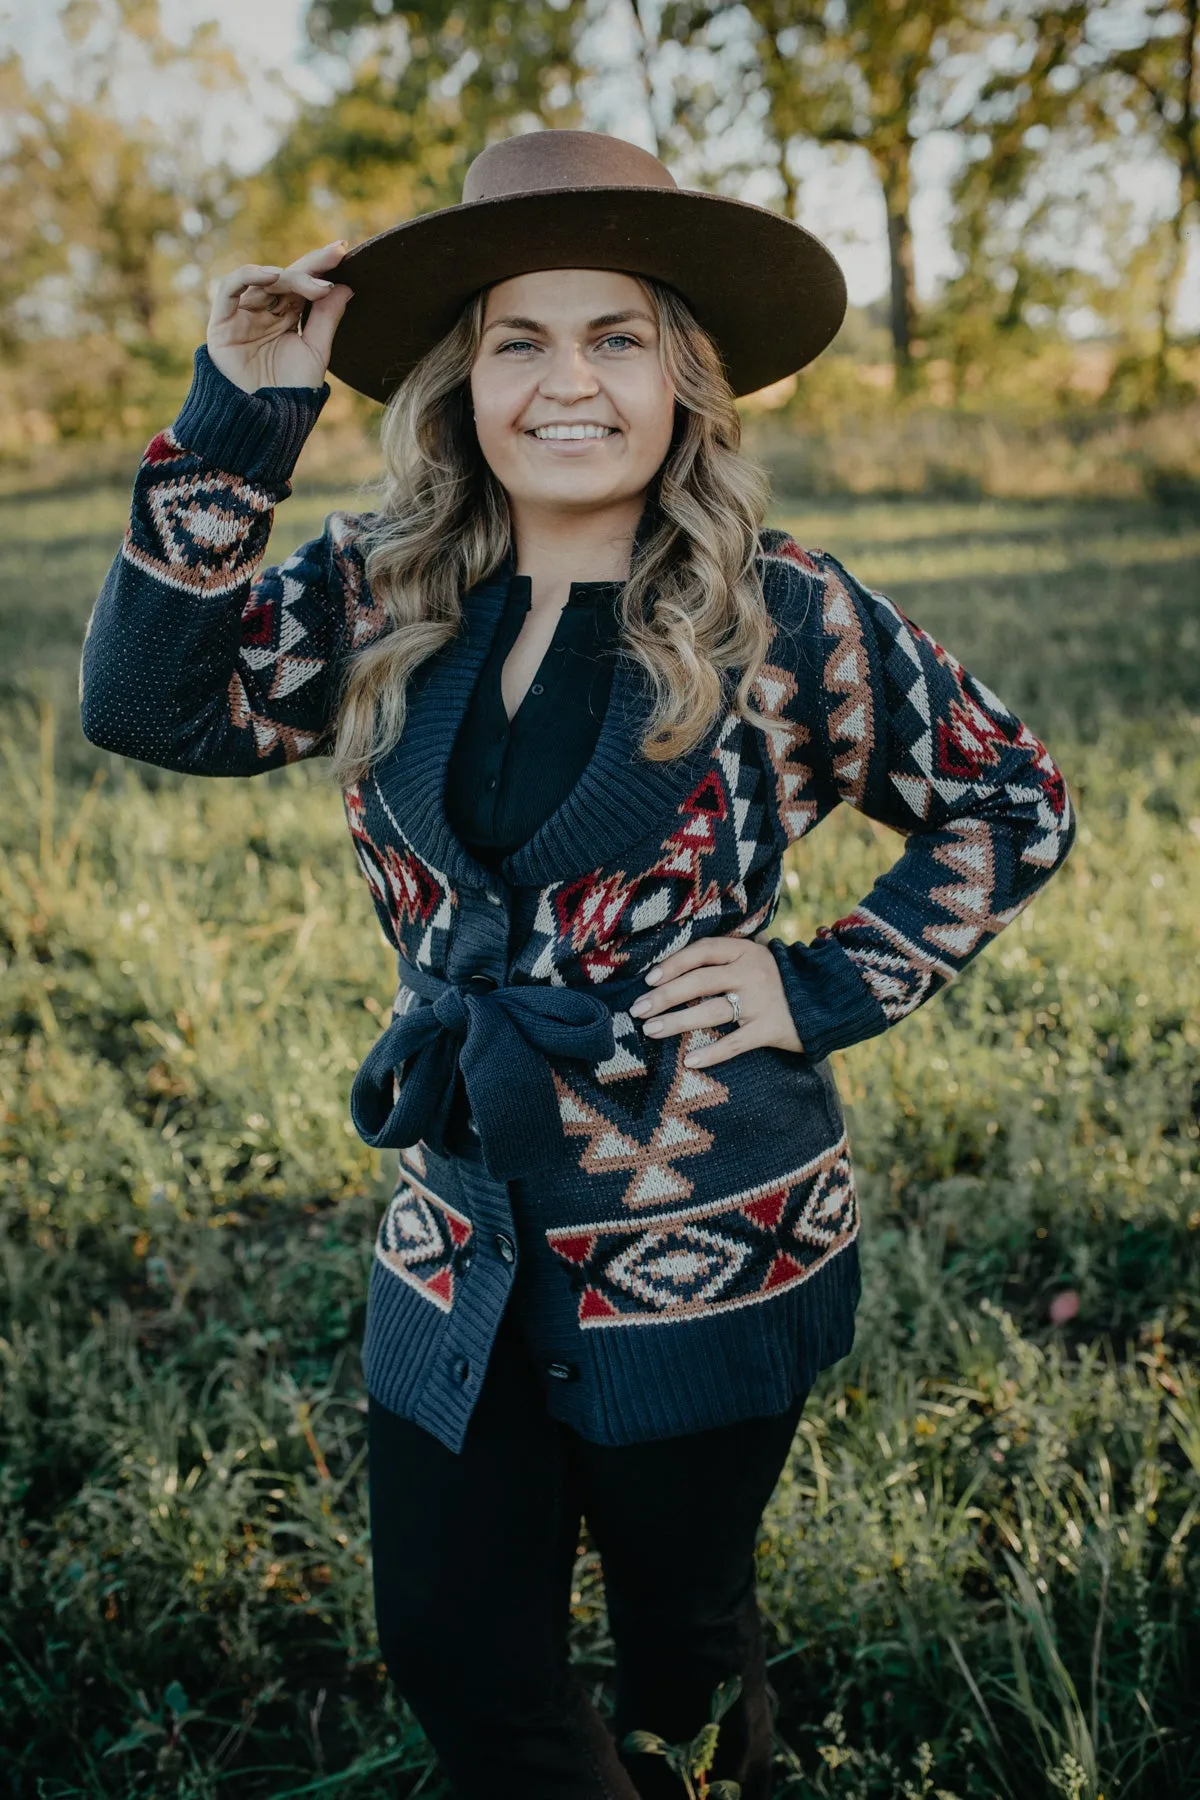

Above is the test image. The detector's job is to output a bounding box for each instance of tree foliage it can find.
[732,0,983,385]
[263,0,584,243]
[0,0,243,440]
[1,0,1197,445]
[932,0,1199,399]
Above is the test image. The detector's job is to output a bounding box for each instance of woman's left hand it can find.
[629,933,803,1068]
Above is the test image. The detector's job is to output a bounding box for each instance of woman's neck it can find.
[509,493,646,604]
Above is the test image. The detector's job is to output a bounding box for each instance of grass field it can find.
[1,469,1198,1798]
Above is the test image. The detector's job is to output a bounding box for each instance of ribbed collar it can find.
[369,556,727,894]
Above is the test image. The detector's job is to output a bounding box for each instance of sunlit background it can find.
[1,4,1198,1797]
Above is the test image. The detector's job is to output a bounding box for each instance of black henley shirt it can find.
[444,573,625,870]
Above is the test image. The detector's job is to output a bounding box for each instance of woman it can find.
[81,131,1074,1799]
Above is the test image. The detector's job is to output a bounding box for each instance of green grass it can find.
[1,472,1198,1796]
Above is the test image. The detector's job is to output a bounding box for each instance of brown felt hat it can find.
[327,130,847,403]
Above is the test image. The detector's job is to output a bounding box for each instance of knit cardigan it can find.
[80,348,1076,1453]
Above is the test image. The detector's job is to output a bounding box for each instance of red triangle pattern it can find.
[742,1188,788,1230]
[553,1231,597,1267]
[580,1286,620,1321]
[424,1266,454,1304]
[681,768,729,823]
[934,699,1004,780]
[144,430,183,466]
[763,1252,806,1291]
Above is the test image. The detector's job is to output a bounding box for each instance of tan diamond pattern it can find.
[554,1031,730,1209]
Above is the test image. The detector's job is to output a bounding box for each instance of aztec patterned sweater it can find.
[80,348,1075,1452]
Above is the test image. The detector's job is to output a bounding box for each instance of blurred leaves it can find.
[0,0,245,446]
[2,0,1199,456]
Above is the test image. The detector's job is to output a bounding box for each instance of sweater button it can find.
[530,682,544,696]
[453,1357,470,1384]
[466,973,498,993]
[494,1232,515,1264]
[546,1361,579,1382]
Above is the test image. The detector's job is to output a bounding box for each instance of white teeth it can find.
[531,424,615,440]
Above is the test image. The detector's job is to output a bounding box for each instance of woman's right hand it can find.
[207,241,353,394]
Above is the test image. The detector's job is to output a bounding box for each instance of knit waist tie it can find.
[349,961,619,1182]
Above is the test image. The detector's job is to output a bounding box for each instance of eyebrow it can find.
[483,309,657,335]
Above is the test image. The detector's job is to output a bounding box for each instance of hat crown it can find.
[463,130,678,204]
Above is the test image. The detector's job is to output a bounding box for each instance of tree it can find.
[751,0,977,389]
[258,0,585,248]
[653,0,992,392]
[932,0,1095,397]
[1091,0,1199,392]
[0,0,243,436]
[937,0,1198,400]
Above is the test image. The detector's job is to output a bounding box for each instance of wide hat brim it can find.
[327,185,847,403]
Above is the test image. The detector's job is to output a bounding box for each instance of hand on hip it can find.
[628,934,803,1068]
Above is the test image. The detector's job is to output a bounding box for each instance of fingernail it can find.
[643,1019,664,1034]
[313,278,333,288]
[630,996,650,1016]
[683,1053,698,1067]
[645,968,661,984]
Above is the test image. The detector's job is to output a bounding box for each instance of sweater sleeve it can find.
[79,345,386,776]
[760,543,1076,1061]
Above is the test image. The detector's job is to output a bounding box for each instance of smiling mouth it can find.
[527,424,619,441]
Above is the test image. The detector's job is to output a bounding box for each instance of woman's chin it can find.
[507,474,642,513]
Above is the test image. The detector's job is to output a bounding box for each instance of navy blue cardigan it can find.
[80,349,1075,1452]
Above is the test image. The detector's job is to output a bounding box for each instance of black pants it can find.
[368,1302,808,1799]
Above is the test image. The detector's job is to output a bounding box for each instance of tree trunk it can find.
[1155,0,1197,400]
[876,138,918,392]
[1155,206,1186,400]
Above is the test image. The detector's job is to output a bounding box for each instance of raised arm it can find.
[760,541,1076,1060]
[80,354,380,774]
[79,243,385,776]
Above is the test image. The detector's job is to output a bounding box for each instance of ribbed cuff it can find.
[171,344,329,489]
[767,933,889,1062]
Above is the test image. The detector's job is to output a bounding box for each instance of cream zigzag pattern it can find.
[399,1141,427,1178]
[822,568,873,810]
[226,668,320,764]
[327,511,388,650]
[749,660,819,844]
[925,818,1023,958]
[546,1133,859,1328]
[832,904,955,1022]
[122,468,274,598]
[553,1031,729,1208]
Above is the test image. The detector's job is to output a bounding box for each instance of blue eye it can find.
[602,334,638,350]
[498,339,538,354]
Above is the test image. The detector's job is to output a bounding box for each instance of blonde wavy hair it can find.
[329,275,775,790]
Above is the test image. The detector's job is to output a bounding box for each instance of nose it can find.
[538,342,600,405]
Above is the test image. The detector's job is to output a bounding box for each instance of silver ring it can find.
[723,990,741,1026]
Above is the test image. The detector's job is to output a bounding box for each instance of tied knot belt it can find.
[350,961,628,1181]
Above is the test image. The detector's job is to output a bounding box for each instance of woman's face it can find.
[469,268,676,518]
